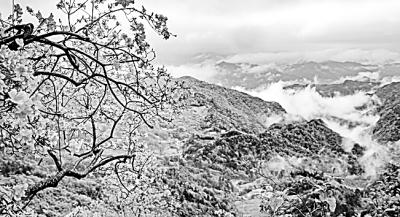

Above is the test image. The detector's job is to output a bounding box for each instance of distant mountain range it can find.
[284,80,380,97]
[187,57,400,89]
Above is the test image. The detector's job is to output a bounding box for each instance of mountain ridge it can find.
[3,75,400,216]
[181,59,400,89]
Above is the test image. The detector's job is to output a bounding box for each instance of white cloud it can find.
[238,82,378,123]
[167,63,218,81]
[144,0,400,64]
[224,49,400,65]
[2,0,400,64]
[236,81,388,177]
[336,71,381,83]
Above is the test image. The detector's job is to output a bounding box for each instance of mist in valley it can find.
[2,0,400,216]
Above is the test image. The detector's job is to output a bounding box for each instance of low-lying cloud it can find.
[166,54,398,177]
[235,82,388,177]
[166,49,400,87]
[224,49,400,65]
[167,63,218,81]
[236,82,378,124]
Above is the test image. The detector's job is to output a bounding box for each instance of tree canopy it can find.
[0,0,181,214]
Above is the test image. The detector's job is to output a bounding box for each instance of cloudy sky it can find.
[1,0,400,64]
[144,0,400,64]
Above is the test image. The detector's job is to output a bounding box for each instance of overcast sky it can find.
[1,0,400,64]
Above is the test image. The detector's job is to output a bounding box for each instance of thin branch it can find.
[47,150,62,171]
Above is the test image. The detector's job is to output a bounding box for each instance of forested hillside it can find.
[1,1,400,217]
